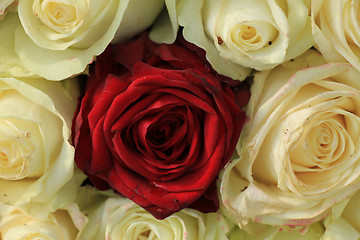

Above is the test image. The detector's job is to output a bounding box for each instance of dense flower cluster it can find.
[1,0,360,239]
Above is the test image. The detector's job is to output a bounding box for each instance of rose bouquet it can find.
[1,0,360,239]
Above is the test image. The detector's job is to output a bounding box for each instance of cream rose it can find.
[15,0,164,80]
[153,0,314,79]
[76,187,230,240]
[312,0,360,72]
[221,50,360,226]
[0,76,79,207]
[0,202,87,240]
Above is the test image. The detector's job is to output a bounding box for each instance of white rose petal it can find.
[312,0,360,72]
[0,12,36,78]
[0,0,14,13]
[322,190,360,240]
[0,0,15,21]
[112,0,165,43]
[15,0,164,80]
[221,50,360,226]
[150,0,179,44]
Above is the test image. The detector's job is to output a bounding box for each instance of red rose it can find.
[72,33,250,219]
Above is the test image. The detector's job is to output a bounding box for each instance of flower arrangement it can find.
[0,0,360,239]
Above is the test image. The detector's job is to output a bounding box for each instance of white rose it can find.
[15,0,164,80]
[0,202,87,240]
[221,50,360,226]
[0,76,79,207]
[312,0,360,72]
[76,187,230,240]
[151,0,314,80]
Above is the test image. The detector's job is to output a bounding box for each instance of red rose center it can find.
[147,115,183,146]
